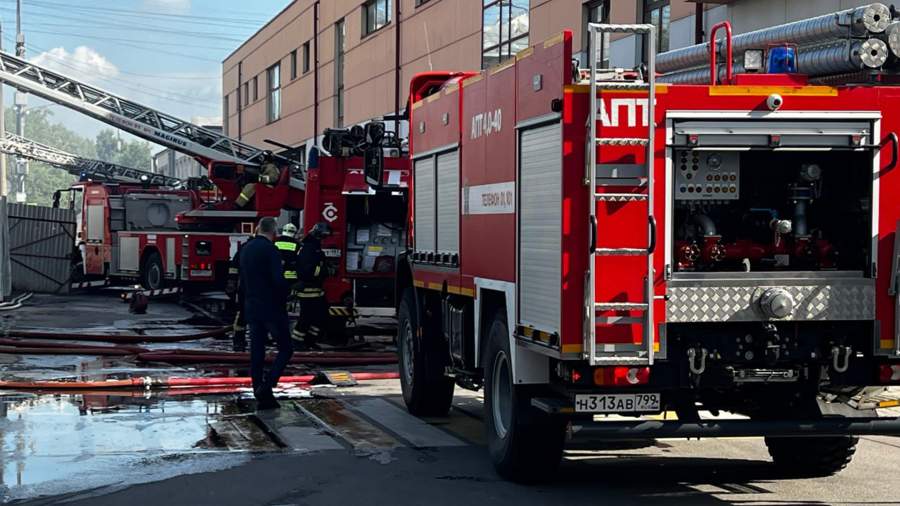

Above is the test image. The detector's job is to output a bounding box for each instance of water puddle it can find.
[0,393,272,502]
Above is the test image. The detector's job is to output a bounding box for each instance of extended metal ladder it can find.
[0,132,183,187]
[585,23,657,366]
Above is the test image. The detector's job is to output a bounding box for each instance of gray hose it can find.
[659,39,888,84]
[656,3,891,74]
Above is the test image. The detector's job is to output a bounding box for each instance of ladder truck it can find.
[0,51,305,289]
[395,21,900,482]
[0,131,183,188]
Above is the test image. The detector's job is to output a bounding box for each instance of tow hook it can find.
[831,345,852,373]
[687,347,708,376]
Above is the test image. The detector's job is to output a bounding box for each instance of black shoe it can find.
[256,396,281,410]
[254,386,280,410]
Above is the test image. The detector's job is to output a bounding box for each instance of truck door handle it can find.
[884,132,899,172]
[648,216,657,255]
[589,215,598,254]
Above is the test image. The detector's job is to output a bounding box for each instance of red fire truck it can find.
[301,127,410,324]
[0,52,306,290]
[394,23,900,482]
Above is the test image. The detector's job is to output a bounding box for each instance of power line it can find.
[0,8,250,42]
[21,0,271,25]
[23,29,234,52]
[5,35,221,107]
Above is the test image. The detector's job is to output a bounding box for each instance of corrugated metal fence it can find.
[6,202,75,294]
[0,197,10,300]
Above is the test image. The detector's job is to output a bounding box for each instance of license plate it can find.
[574,393,661,413]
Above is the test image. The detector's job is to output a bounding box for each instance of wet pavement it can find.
[2,292,900,505]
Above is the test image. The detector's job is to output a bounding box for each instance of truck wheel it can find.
[765,436,858,477]
[140,251,164,290]
[398,288,454,416]
[484,312,566,483]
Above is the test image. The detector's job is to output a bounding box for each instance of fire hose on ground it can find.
[0,371,400,391]
[0,338,398,365]
[0,292,33,311]
[2,326,231,343]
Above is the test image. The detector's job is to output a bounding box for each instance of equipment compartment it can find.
[672,149,872,273]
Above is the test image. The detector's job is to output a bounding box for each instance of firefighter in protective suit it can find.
[236,152,281,208]
[226,241,247,352]
[292,222,331,349]
[274,223,300,282]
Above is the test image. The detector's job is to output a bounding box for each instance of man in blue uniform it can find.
[239,217,294,410]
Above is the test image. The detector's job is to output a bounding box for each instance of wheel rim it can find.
[491,350,512,440]
[401,318,414,386]
[148,264,161,289]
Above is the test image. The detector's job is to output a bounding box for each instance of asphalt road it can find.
[19,385,900,506]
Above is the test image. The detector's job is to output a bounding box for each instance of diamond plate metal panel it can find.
[667,279,875,322]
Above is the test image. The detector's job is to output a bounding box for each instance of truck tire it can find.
[140,251,164,290]
[398,288,454,416]
[484,312,566,483]
[764,435,858,477]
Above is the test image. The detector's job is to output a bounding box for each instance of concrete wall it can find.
[223,0,870,150]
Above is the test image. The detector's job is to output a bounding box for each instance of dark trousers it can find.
[248,312,294,394]
[294,295,327,343]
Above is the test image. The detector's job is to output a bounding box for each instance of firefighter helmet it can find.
[282,223,298,237]
[310,222,332,239]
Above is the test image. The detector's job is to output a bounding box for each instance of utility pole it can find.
[13,0,26,203]
[0,18,6,199]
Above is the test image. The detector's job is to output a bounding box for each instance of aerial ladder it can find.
[0,50,306,226]
[0,131,183,187]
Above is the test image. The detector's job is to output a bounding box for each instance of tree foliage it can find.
[1,109,153,206]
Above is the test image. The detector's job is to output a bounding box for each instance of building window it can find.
[335,19,345,127]
[363,0,391,36]
[644,0,670,53]
[242,82,248,108]
[252,76,258,102]
[583,1,609,65]
[302,41,310,73]
[268,63,281,123]
[415,0,431,6]
[482,0,529,69]
[290,50,298,80]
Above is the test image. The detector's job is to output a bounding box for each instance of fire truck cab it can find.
[397,26,900,482]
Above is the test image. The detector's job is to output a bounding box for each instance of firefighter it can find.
[292,222,331,349]
[236,152,281,208]
[226,242,247,352]
[240,217,294,410]
[274,223,300,282]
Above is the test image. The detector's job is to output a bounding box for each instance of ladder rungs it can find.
[590,356,652,366]
[590,23,656,35]
[595,302,649,311]
[596,316,644,325]
[595,248,647,256]
[592,81,650,90]
[594,192,648,202]
[596,138,649,146]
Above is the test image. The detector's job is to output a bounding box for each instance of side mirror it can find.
[364,147,384,187]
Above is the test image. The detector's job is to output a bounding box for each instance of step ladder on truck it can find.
[395,18,900,484]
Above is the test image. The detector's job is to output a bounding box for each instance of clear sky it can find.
[0,0,291,148]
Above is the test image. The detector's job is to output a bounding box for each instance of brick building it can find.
[222,0,877,156]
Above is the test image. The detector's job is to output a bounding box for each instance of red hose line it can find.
[0,346,139,356]
[4,326,230,343]
[136,351,398,366]
[0,338,147,353]
[0,372,399,390]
